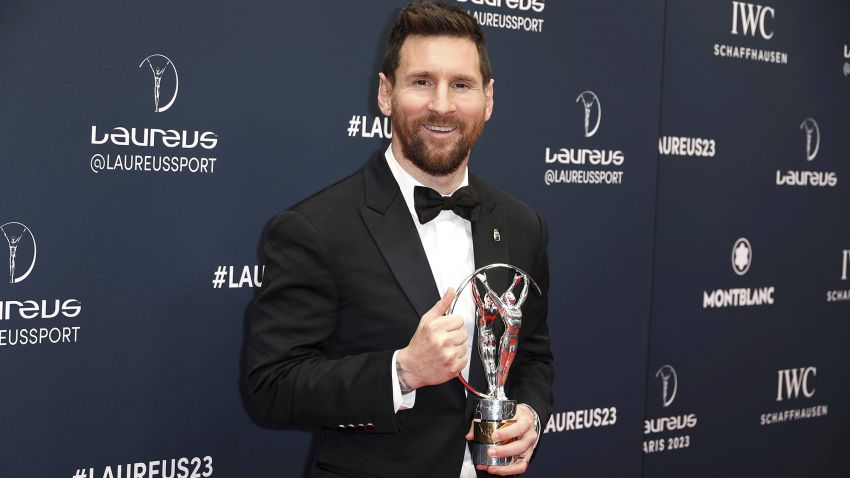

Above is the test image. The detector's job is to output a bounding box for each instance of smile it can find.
[423,125,456,133]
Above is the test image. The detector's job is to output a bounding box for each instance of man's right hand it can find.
[397,288,468,391]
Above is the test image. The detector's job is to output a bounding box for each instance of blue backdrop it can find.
[1,1,848,477]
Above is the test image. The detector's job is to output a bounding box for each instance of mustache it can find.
[415,115,463,130]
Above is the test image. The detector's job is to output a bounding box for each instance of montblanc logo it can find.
[799,118,820,161]
[575,91,601,138]
[655,365,678,408]
[776,117,836,187]
[730,1,774,40]
[732,237,751,276]
[1,222,37,284]
[704,237,775,308]
[139,54,179,113]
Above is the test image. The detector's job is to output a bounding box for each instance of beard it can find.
[391,103,485,177]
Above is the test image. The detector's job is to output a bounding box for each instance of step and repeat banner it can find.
[1,1,848,477]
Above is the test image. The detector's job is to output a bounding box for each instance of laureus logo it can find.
[655,365,678,408]
[139,53,179,113]
[1,222,37,284]
[575,91,601,138]
[732,237,752,276]
[799,118,820,162]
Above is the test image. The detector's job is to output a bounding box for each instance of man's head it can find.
[378,1,494,178]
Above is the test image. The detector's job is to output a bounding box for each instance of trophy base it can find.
[470,398,517,466]
[472,443,512,466]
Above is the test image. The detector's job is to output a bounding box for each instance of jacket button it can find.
[365,423,376,432]
[355,423,366,432]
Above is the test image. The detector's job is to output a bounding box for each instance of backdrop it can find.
[1,1,848,477]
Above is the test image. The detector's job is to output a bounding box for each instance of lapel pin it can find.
[493,229,501,242]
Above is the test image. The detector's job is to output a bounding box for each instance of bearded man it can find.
[245,2,553,477]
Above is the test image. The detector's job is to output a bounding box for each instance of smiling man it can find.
[245,2,553,477]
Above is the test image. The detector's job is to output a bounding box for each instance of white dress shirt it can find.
[384,146,478,478]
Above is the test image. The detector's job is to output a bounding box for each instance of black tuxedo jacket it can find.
[245,155,553,478]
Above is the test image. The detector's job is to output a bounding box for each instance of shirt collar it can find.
[384,145,469,224]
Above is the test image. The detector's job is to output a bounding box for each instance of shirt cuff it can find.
[391,350,416,412]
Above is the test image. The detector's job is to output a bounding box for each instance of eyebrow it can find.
[404,71,480,84]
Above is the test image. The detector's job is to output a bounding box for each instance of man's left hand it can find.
[465,404,538,476]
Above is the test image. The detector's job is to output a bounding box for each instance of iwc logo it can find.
[1,222,36,284]
[575,91,601,138]
[714,1,788,65]
[139,54,179,113]
[825,250,850,302]
[761,366,828,426]
[732,237,752,276]
[655,365,678,408]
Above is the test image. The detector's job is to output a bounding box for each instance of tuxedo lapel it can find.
[359,155,440,319]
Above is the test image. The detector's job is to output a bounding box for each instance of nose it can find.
[428,83,456,115]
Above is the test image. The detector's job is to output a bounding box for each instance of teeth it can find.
[425,125,454,132]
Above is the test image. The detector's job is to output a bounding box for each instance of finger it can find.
[445,328,468,346]
[491,415,532,442]
[465,422,474,441]
[488,436,534,458]
[481,461,528,476]
[424,288,456,319]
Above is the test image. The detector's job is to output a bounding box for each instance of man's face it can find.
[379,35,494,177]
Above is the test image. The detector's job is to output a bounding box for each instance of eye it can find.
[412,78,431,87]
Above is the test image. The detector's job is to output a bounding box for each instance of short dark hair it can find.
[382,1,492,85]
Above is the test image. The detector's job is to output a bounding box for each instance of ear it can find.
[377,72,393,116]
[484,78,494,122]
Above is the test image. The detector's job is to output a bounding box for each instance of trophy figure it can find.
[450,263,541,466]
[799,118,819,161]
[1,222,31,284]
[655,365,677,408]
[139,54,179,113]
[145,57,170,112]
[575,91,601,138]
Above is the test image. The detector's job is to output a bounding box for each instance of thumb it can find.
[426,287,456,318]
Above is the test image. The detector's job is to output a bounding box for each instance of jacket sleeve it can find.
[506,211,554,432]
[243,210,398,432]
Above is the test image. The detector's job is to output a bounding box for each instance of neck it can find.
[390,141,468,196]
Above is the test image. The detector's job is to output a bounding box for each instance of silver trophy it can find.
[450,263,541,466]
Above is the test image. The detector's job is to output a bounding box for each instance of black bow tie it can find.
[413,185,482,224]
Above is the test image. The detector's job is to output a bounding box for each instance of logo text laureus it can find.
[91,126,218,150]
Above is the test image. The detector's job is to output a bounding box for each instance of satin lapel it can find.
[465,176,511,406]
[359,156,440,319]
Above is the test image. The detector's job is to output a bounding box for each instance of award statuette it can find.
[449,263,541,466]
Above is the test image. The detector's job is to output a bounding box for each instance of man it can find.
[244,2,553,477]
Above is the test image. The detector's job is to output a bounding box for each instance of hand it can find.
[465,404,538,476]
[397,288,468,390]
